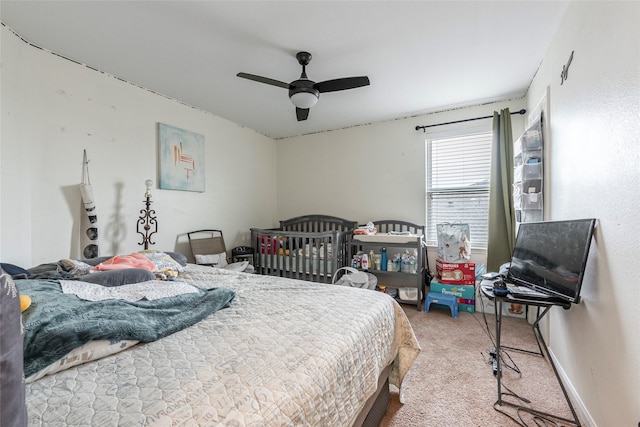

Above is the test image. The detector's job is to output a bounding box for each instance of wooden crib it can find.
[250,215,357,283]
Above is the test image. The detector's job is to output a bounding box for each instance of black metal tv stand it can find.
[480,283,581,426]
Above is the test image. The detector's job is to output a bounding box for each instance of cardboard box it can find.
[430,280,475,300]
[430,280,476,313]
[458,301,475,313]
[435,259,476,285]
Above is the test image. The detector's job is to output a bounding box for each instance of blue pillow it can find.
[0,263,30,279]
[76,269,156,287]
[165,251,188,267]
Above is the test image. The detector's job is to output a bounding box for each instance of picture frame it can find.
[157,123,205,192]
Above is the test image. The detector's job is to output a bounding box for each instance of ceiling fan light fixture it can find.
[237,51,369,120]
[290,90,319,109]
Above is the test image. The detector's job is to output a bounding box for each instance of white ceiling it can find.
[0,1,569,139]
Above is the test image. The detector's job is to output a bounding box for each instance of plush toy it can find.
[20,295,31,312]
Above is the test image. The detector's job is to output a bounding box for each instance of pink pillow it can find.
[92,252,156,272]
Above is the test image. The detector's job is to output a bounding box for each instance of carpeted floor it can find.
[380,302,583,426]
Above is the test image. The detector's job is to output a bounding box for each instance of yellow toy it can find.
[20,294,31,312]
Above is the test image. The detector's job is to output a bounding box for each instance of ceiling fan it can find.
[237,51,370,121]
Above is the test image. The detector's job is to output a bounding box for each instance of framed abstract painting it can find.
[157,123,205,192]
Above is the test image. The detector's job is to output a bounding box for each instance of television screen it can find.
[506,219,597,304]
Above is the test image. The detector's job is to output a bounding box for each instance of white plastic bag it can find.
[437,223,471,262]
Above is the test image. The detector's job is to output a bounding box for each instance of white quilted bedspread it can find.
[25,264,420,426]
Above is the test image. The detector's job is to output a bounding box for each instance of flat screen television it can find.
[506,218,597,304]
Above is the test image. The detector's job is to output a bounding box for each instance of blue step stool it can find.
[424,292,458,318]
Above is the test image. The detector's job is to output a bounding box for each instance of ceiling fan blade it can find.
[296,107,310,121]
[314,76,370,93]
[237,72,290,89]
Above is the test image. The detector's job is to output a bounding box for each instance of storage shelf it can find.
[351,270,423,290]
[514,116,544,219]
[348,221,426,311]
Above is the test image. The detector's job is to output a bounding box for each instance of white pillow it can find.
[194,252,228,267]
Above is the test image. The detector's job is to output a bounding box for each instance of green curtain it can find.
[486,108,516,272]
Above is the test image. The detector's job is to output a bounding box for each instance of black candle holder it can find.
[137,179,157,250]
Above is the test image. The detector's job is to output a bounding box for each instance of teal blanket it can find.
[17,279,236,377]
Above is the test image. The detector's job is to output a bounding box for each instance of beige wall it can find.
[526,2,640,425]
[277,100,526,275]
[0,25,278,266]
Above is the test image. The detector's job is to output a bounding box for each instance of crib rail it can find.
[279,214,358,233]
[250,228,349,283]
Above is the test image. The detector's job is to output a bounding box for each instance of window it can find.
[425,130,492,248]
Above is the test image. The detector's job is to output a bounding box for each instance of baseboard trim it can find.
[547,346,597,427]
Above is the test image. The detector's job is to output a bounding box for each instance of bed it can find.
[250,214,358,283]
[12,254,420,426]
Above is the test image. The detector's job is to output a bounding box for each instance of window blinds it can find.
[426,132,492,247]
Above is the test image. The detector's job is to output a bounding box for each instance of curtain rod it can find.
[415,108,526,132]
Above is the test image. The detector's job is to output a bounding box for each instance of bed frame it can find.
[355,363,393,427]
[250,214,357,283]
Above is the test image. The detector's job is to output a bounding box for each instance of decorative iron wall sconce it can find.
[137,179,158,250]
